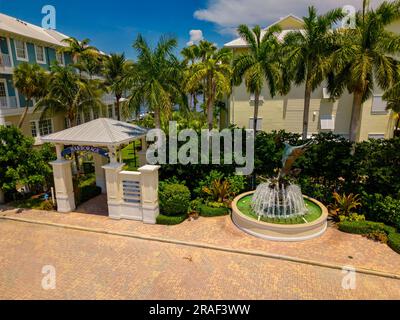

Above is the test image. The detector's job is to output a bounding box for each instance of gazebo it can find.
[41,118,160,224]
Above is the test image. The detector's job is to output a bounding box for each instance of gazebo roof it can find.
[41,118,148,147]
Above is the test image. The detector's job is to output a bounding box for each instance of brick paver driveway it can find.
[0,219,399,299]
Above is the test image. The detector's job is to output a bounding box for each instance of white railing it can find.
[0,96,18,108]
[0,54,12,68]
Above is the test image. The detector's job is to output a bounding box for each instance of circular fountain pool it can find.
[231,191,328,242]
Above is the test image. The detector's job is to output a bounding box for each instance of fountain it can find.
[231,141,328,242]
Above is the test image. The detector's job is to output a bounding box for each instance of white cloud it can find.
[194,0,382,35]
[187,29,204,46]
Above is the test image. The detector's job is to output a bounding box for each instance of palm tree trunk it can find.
[154,108,161,129]
[18,98,31,129]
[207,82,216,131]
[115,95,121,121]
[349,91,364,142]
[253,92,260,136]
[302,83,312,140]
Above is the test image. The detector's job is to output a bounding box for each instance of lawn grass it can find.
[121,141,140,171]
[237,195,322,225]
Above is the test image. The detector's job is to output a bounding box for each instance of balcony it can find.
[0,96,18,109]
[0,53,12,69]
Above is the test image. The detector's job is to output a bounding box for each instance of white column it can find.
[50,159,75,213]
[138,165,160,224]
[102,162,124,219]
[137,137,148,167]
[93,154,108,193]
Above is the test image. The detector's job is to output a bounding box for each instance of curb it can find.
[1,215,400,281]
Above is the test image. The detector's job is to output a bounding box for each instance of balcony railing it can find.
[0,53,12,68]
[0,96,18,109]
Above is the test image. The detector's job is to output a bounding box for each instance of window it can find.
[76,113,82,125]
[320,115,335,130]
[35,45,46,63]
[108,105,114,118]
[30,121,38,137]
[249,117,263,131]
[56,51,64,65]
[64,117,71,129]
[14,40,27,61]
[0,81,8,107]
[371,95,388,114]
[39,119,53,136]
[368,133,385,140]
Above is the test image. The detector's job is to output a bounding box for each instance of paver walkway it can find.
[1,194,399,277]
[0,219,399,299]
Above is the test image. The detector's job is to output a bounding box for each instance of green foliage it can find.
[338,220,396,236]
[159,183,191,216]
[388,232,400,254]
[363,231,389,244]
[362,193,400,230]
[0,126,52,200]
[188,198,203,214]
[77,185,102,205]
[38,200,55,211]
[329,192,362,222]
[156,213,187,225]
[199,204,230,217]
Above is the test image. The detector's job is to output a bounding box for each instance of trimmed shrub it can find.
[38,200,54,211]
[388,232,400,254]
[159,183,191,216]
[156,213,187,225]
[338,220,396,235]
[199,204,230,217]
[362,193,400,230]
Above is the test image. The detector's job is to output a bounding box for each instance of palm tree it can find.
[383,83,400,136]
[181,45,201,111]
[35,65,105,127]
[60,37,99,64]
[13,62,47,128]
[186,47,232,130]
[127,34,183,129]
[104,53,132,120]
[284,7,344,140]
[329,0,400,142]
[233,24,283,134]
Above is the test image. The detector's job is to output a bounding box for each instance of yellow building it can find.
[224,15,397,141]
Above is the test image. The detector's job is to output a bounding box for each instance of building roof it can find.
[41,118,148,146]
[224,14,304,48]
[0,12,70,47]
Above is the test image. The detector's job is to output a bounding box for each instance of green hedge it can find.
[388,232,400,254]
[199,204,230,217]
[338,220,396,235]
[338,220,400,255]
[156,213,187,225]
[159,183,191,216]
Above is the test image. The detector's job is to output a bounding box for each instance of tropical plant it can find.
[329,0,400,142]
[34,65,105,126]
[13,62,48,128]
[383,83,400,136]
[127,34,184,129]
[104,53,133,120]
[186,47,232,130]
[233,24,284,135]
[283,7,344,139]
[328,192,362,221]
[202,178,232,204]
[181,45,201,111]
[60,37,99,64]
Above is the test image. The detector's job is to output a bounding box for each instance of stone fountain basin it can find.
[231,191,329,242]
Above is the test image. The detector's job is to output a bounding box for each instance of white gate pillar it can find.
[138,165,160,224]
[102,162,124,219]
[50,144,75,213]
[93,154,108,193]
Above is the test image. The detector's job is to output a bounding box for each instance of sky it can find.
[0,0,383,59]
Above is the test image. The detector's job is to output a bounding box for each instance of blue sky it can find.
[0,0,381,59]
